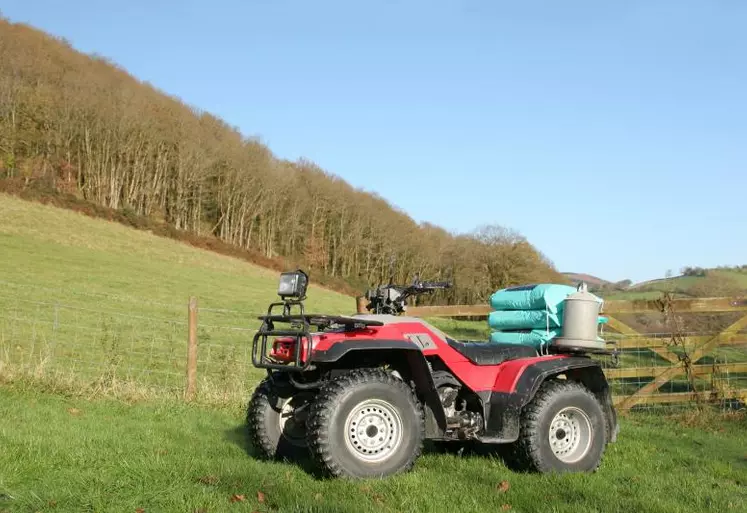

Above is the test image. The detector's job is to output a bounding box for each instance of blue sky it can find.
[3,0,745,283]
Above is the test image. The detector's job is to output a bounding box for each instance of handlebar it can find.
[364,278,451,315]
[410,280,451,291]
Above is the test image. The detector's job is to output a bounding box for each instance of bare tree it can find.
[0,18,567,303]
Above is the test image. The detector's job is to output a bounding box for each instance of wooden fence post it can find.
[356,296,367,314]
[185,296,198,402]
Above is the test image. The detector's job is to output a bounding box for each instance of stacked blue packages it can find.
[487,284,604,351]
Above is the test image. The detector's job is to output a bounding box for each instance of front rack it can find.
[250,301,384,372]
[251,300,312,372]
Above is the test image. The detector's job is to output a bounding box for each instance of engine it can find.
[433,371,483,439]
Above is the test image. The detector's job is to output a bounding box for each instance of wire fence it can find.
[1,280,746,411]
[597,332,747,411]
[596,306,747,411]
[0,281,265,403]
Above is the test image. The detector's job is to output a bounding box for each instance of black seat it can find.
[446,339,538,366]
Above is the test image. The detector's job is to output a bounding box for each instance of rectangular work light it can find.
[277,270,309,300]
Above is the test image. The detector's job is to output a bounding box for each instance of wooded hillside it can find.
[0,18,566,303]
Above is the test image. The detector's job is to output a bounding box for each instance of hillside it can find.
[0,17,565,305]
[606,269,747,300]
[562,272,614,289]
[0,194,354,398]
[0,195,353,312]
[0,194,483,399]
[563,268,747,300]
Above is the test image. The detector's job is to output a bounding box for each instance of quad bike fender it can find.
[312,340,448,437]
[479,356,618,444]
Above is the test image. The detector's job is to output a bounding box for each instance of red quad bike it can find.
[246,270,619,479]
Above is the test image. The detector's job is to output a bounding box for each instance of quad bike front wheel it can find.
[246,375,314,461]
[306,368,425,479]
[505,379,608,473]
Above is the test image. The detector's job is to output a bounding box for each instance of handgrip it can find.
[414,281,451,289]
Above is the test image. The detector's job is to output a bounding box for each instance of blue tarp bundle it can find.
[488,309,562,330]
[489,284,579,313]
[487,283,605,352]
[489,329,561,350]
[489,329,607,350]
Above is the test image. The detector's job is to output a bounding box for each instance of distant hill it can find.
[561,273,634,297]
[605,268,747,300]
[563,267,747,300]
[562,273,614,289]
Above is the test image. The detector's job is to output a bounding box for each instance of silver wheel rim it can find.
[344,399,404,462]
[278,394,312,447]
[548,406,593,463]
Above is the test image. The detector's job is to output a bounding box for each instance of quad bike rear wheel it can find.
[306,368,425,479]
[246,375,314,461]
[504,379,608,473]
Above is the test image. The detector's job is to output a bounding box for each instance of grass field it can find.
[2,194,747,512]
[603,290,666,300]
[0,193,355,401]
[1,383,745,513]
[2,193,745,406]
[0,194,485,402]
[604,270,747,300]
[3,193,746,404]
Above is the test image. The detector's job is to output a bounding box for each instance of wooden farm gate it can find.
[356,296,747,411]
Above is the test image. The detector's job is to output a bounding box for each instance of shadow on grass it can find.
[223,424,255,458]
[224,422,516,479]
[425,439,516,465]
[223,424,326,478]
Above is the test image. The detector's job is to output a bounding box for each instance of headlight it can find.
[277,269,309,299]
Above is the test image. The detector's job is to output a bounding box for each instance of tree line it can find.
[0,18,566,304]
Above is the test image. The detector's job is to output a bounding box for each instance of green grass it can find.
[0,194,489,402]
[0,194,356,400]
[0,194,354,312]
[3,191,744,404]
[603,290,668,300]
[606,270,747,300]
[426,317,491,340]
[673,270,747,289]
[2,193,747,512]
[0,384,745,513]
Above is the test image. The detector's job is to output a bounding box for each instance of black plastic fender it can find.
[311,340,448,437]
[478,356,618,444]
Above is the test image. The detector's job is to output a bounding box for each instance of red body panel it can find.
[275,318,572,393]
[490,355,567,393]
